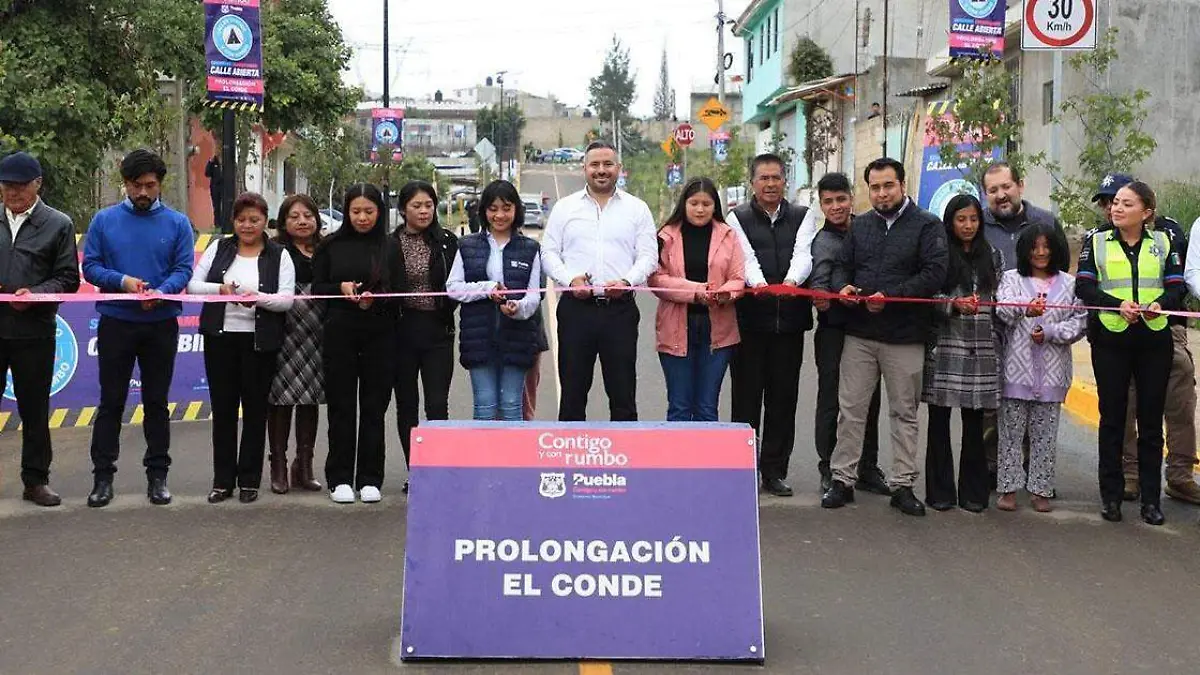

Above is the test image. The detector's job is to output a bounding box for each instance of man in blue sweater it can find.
[81,149,194,507]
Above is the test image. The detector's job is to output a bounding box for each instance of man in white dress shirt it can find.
[541,141,658,421]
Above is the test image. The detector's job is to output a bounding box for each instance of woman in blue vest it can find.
[189,192,296,504]
[1076,181,1186,526]
[447,179,542,421]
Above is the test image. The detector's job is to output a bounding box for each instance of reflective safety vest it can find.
[1092,229,1169,333]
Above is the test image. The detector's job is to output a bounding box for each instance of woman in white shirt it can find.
[189,192,295,503]
[446,180,542,421]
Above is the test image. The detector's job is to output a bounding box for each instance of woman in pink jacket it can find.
[649,177,746,421]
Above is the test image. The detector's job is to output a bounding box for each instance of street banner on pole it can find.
[918,102,1000,222]
[204,0,264,112]
[711,130,731,163]
[667,163,684,187]
[370,108,405,162]
[400,422,765,662]
[949,0,1007,58]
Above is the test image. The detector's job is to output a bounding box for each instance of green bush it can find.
[1158,181,1200,233]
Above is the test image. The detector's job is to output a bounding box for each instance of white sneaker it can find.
[360,486,382,503]
[330,484,355,504]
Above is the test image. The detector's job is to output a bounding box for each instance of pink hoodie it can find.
[649,221,746,357]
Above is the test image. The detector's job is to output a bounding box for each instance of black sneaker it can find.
[890,487,926,516]
[761,477,794,497]
[855,469,892,496]
[821,481,855,508]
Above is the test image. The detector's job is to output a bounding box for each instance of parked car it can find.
[318,208,343,236]
[520,193,547,229]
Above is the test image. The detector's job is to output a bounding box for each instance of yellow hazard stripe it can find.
[0,401,212,432]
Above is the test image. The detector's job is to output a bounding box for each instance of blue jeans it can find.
[659,313,733,422]
[469,361,527,421]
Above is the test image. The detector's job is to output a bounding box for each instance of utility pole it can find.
[716,0,726,104]
[881,0,890,157]
[382,0,390,207]
[497,71,507,181]
[1049,51,1064,216]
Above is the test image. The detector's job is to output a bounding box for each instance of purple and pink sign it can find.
[204,0,264,111]
[949,0,1007,58]
[400,422,765,662]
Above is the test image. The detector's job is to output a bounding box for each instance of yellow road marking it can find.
[48,409,67,428]
[130,405,144,425]
[0,411,9,430]
[76,407,96,427]
[579,664,613,675]
[184,401,203,421]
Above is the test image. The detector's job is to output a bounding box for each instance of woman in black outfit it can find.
[312,183,404,505]
[392,180,459,484]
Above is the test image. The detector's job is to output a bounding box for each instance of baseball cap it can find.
[1092,173,1134,202]
[0,152,43,184]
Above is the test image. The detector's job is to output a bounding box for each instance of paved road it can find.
[1,164,1199,674]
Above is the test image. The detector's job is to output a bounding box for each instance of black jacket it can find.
[732,198,813,334]
[833,200,949,344]
[198,236,287,351]
[0,201,81,339]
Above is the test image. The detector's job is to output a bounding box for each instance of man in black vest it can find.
[727,153,819,497]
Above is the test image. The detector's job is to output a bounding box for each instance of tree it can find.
[0,0,202,224]
[929,50,1025,188]
[788,36,834,86]
[805,104,844,182]
[653,48,673,121]
[1034,28,1158,230]
[0,0,358,223]
[291,122,370,212]
[589,36,637,126]
[476,104,526,170]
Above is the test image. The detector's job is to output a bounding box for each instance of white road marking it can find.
[546,164,564,412]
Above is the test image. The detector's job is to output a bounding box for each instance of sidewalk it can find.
[1064,327,1200,428]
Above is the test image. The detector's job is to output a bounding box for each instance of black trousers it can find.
[324,314,396,489]
[925,405,989,507]
[90,316,178,479]
[1093,337,1172,506]
[204,333,278,490]
[813,324,882,480]
[0,336,55,487]
[556,296,639,422]
[730,328,805,480]
[394,310,454,464]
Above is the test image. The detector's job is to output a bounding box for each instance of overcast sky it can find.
[329,0,751,117]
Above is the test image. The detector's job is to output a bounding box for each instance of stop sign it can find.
[674,123,695,147]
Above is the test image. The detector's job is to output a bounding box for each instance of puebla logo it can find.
[214,14,254,62]
[959,0,999,19]
[4,315,78,401]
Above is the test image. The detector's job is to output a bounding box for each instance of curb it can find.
[1063,381,1099,428]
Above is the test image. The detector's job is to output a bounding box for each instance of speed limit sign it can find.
[1022,0,1097,50]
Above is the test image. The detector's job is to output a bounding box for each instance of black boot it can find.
[291,405,323,491]
[821,481,855,509]
[267,405,292,494]
[890,487,926,516]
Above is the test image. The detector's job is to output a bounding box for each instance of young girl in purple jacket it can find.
[994,223,1087,512]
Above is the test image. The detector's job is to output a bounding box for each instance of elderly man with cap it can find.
[0,152,82,506]
[1091,173,1200,505]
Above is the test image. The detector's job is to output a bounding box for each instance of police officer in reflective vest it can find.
[1076,181,1186,526]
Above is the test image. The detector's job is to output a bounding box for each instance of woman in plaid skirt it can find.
[922,194,1002,513]
[266,195,326,494]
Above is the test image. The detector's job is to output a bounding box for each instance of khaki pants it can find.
[1122,325,1199,485]
[831,337,924,489]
